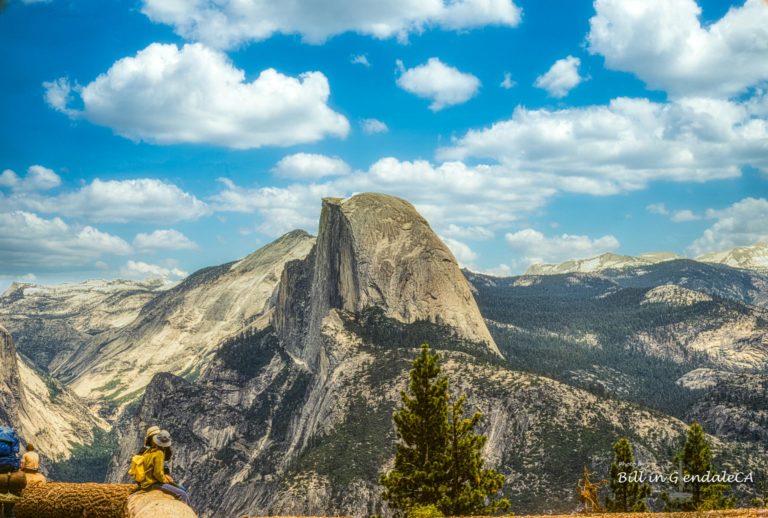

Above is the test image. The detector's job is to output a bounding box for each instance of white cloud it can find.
[442,223,494,240]
[647,202,702,222]
[534,55,583,98]
[120,260,187,282]
[688,197,768,255]
[500,72,516,89]
[441,237,478,264]
[0,165,61,191]
[0,211,131,273]
[588,0,768,98]
[351,54,370,67]
[646,203,669,216]
[272,153,351,180]
[6,178,210,223]
[505,228,620,269]
[133,229,197,251]
[141,0,521,49]
[44,43,349,149]
[440,96,768,195]
[396,58,480,111]
[670,209,700,222]
[212,157,558,237]
[42,78,77,116]
[361,118,389,134]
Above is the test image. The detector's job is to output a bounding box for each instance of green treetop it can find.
[605,437,650,512]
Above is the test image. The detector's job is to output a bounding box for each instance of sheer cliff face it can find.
[274,193,500,369]
[0,324,22,425]
[0,324,105,460]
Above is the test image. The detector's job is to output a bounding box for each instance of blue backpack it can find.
[0,426,20,471]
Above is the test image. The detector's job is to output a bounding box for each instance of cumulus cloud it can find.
[44,43,349,149]
[688,197,768,255]
[505,228,620,269]
[120,260,188,282]
[141,0,521,49]
[212,157,559,237]
[0,165,61,192]
[133,229,197,251]
[361,118,389,134]
[440,96,768,195]
[588,0,768,98]
[0,211,131,273]
[534,56,583,98]
[396,58,480,111]
[272,153,351,180]
[441,237,478,264]
[5,178,210,223]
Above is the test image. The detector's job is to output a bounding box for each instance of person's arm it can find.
[20,453,28,470]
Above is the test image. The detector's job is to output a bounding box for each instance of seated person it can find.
[139,430,190,507]
[20,444,46,485]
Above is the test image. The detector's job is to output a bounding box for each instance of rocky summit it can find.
[274,193,500,371]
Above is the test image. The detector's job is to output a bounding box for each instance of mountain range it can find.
[525,243,768,275]
[1,193,767,517]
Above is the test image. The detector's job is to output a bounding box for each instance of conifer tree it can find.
[381,344,509,516]
[605,437,649,512]
[439,396,509,515]
[381,344,450,512]
[681,422,712,506]
[663,423,734,511]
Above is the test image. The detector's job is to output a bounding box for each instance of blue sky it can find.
[1,0,767,287]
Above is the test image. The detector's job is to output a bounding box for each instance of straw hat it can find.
[152,430,172,448]
[144,426,161,441]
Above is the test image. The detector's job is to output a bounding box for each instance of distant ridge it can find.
[524,243,768,276]
[525,251,682,275]
[696,242,768,271]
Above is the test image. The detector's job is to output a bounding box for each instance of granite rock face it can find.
[59,231,314,405]
[274,193,500,370]
[0,324,23,425]
[0,324,105,460]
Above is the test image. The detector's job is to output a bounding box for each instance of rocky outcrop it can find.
[641,284,713,306]
[274,194,499,370]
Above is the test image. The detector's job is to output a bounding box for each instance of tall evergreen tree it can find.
[381,344,509,516]
[438,396,509,515]
[663,423,734,511]
[680,422,712,506]
[605,437,650,512]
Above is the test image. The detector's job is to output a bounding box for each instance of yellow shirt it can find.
[21,451,39,471]
[140,448,168,489]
